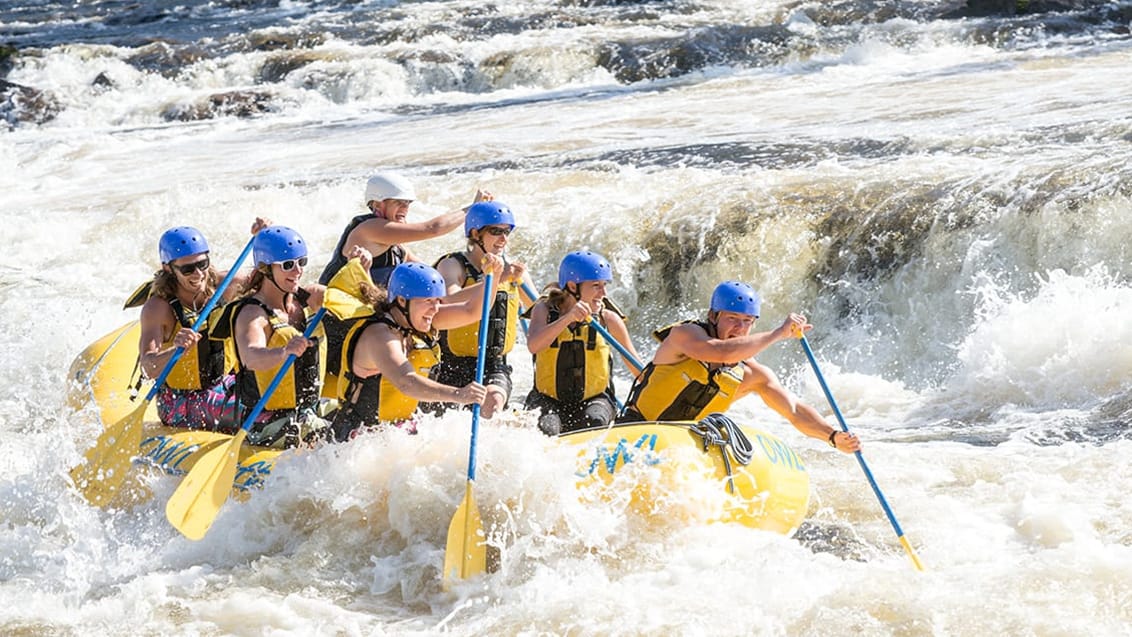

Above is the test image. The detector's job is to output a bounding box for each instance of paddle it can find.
[443,270,494,585]
[70,238,256,508]
[519,281,642,373]
[798,334,926,572]
[586,316,642,374]
[165,307,327,540]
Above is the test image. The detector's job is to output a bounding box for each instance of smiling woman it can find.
[216,225,330,448]
[328,260,497,441]
[138,226,240,432]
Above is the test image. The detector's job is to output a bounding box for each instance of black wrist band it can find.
[827,430,838,448]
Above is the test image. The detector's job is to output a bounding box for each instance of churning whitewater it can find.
[2,1,1131,635]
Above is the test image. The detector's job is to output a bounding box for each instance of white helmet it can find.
[364,172,415,204]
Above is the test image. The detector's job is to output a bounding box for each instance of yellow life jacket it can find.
[624,320,744,422]
[125,279,231,391]
[336,315,441,424]
[216,295,327,413]
[434,251,519,359]
[532,304,613,402]
[161,300,231,390]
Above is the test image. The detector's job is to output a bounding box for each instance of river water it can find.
[2,1,1131,635]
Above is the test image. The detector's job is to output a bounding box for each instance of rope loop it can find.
[689,413,754,493]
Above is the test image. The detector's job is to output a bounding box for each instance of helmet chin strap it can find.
[393,299,435,338]
[471,234,487,254]
[394,298,423,333]
[566,282,582,301]
[265,269,294,300]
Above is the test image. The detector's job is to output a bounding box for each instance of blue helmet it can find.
[464,201,515,237]
[253,226,307,267]
[710,281,760,318]
[158,226,208,263]
[558,250,613,288]
[388,263,446,300]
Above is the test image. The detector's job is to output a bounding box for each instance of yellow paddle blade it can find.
[69,400,149,508]
[165,430,247,540]
[900,535,927,572]
[122,279,153,309]
[443,481,486,588]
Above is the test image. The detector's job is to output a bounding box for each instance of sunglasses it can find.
[173,257,210,275]
[276,256,309,271]
[483,226,512,237]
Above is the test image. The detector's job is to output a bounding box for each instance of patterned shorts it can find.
[156,375,241,434]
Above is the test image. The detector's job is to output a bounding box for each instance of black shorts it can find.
[525,390,617,436]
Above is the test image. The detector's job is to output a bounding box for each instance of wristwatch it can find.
[827,431,838,448]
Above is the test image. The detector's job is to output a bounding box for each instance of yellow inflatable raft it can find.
[69,322,810,534]
[564,419,810,535]
[67,320,286,502]
[67,320,148,426]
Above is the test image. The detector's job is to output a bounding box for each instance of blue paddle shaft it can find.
[144,237,256,402]
[799,335,908,538]
[519,281,643,373]
[467,272,494,482]
[237,307,327,433]
[588,318,642,373]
